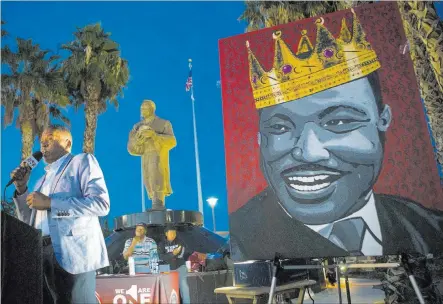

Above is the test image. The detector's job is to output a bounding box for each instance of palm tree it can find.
[398,2,443,166]
[238,0,443,168]
[61,23,129,154]
[1,38,70,159]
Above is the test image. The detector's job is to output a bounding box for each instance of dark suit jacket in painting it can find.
[229,188,443,261]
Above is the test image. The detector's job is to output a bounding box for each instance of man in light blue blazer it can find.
[11,124,110,304]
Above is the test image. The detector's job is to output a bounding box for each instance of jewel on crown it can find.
[246,8,381,109]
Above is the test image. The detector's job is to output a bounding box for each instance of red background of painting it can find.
[219,2,443,214]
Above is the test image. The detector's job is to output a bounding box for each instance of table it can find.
[214,279,316,304]
[95,272,180,304]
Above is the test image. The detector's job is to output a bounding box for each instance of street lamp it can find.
[206,197,218,232]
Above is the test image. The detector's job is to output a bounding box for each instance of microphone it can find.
[6,151,43,187]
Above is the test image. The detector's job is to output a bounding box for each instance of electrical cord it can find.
[307,287,314,304]
[304,265,314,304]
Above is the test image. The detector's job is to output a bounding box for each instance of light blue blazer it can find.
[13,153,110,274]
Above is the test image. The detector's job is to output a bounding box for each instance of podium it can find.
[1,212,43,304]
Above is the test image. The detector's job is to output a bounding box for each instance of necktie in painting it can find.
[320,217,380,256]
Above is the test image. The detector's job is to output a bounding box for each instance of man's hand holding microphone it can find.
[9,151,51,210]
[10,164,31,195]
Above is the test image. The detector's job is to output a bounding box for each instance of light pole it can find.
[206,197,218,232]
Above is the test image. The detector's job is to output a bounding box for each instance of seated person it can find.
[158,225,191,304]
[123,223,159,274]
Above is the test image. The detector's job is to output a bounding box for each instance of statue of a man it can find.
[128,100,177,210]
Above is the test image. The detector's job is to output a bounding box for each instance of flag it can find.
[185,69,193,92]
[186,60,195,101]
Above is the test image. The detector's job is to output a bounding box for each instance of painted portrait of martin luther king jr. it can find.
[219,3,443,261]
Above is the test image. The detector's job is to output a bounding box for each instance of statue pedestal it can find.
[114,209,203,229]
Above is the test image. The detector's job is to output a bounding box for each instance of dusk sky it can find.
[2,2,442,232]
[1,1,249,231]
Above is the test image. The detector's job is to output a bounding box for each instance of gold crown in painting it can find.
[247,9,381,109]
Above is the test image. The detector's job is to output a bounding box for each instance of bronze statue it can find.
[128,100,176,210]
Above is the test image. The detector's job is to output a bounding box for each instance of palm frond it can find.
[1,20,8,38]
[48,105,71,126]
[239,1,370,32]
[1,87,18,127]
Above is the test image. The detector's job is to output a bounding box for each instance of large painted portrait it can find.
[219,2,443,261]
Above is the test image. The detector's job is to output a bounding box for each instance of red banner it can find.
[95,272,180,304]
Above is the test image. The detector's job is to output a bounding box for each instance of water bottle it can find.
[151,261,159,274]
[128,257,135,276]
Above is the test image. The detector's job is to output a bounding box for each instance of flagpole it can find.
[141,158,146,211]
[188,59,204,219]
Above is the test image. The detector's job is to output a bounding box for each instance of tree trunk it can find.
[83,100,99,154]
[20,120,34,160]
[398,2,443,166]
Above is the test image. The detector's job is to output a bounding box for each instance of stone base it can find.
[113,209,203,229]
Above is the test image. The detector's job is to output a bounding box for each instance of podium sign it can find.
[95,272,180,304]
